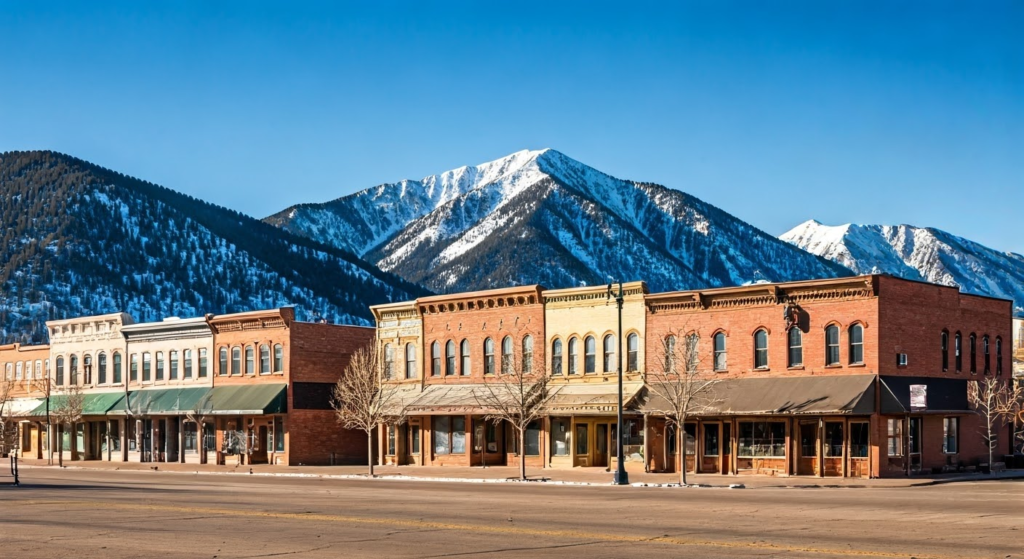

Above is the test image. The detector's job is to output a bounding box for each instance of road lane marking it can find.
[3,500,972,559]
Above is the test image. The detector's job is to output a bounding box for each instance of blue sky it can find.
[2,1,1021,252]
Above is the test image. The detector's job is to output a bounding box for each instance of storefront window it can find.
[684,424,697,455]
[274,417,284,452]
[943,417,958,454]
[704,424,719,457]
[184,422,198,452]
[824,422,843,457]
[887,419,903,457]
[110,421,121,452]
[551,418,570,456]
[410,425,421,454]
[524,420,540,456]
[849,422,869,458]
[433,416,466,455]
[738,421,785,457]
[387,425,397,456]
[575,424,588,456]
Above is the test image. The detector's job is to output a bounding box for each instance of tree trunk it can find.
[367,430,374,477]
[679,417,688,487]
[57,424,63,468]
[518,425,527,481]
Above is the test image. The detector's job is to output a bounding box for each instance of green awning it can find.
[27,392,126,417]
[109,387,213,416]
[206,384,287,415]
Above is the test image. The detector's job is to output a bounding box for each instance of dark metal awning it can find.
[206,384,287,415]
[641,374,878,416]
[878,376,972,415]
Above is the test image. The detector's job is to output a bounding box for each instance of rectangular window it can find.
[110,421,121,452]
[387,425,397,456]
[142,353,151,382]
[274,417,284,452]
[524,420,541,456]
[273,345,284,372]
[127,420,137,452]
[245,348,254,375]
[184,422,198,452]
[550,418,570,456]
[169,351,179,380]
[703,424,720,457]
[849,422,869,458]
[909,417,921,454]
[683,423,697,456]
[887,419,903,457]
[410,425,421,454]
[738,421,786,458]
[575,423,589,456]
[155,352,164,381]
[433,416,451,455]
[199,348,208,378]
[184,350,193,379]
[942,417,958,454]
[824,422,843,457]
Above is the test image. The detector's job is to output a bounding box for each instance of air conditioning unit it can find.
[897,353,909,367]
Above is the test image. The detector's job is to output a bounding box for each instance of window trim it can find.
[753,329,769,370]
[787,327,803,368]
[712,332,727,372]
[848,323,865,365]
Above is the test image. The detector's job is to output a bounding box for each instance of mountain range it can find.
[266,149,850,294]
[0,151,424,343]
[782,220,1024,315]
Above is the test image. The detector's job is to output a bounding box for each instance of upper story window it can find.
[849,324,864,365]
[483,338,495,375]
[584,336,597,374]
[825,325,841,366]
[199,348,208,378]
[35,359,43,381]
[551,339,563,375]
[113,353,122,384]
[130,354,139,382]
[155,351,165,381]
[70,354,79,385]
[567,338,578,375]
[713,333,727,371]
[5,363,12,381]
[787,328,803,367]
[664,334,677,372]
[218,348,228,376]
[384,343,394,379]
[273,344,283,372]
[83,355,92,385]
[983,336,990,374]
[954,332,962,372]
[445,341,456,376]
[603,334,616,373]
[244,346,255,375]
[431,341,441,377]
[685,334,700,373]
[501,336,514,373]
[183,349,193,379]
[56,357,65,386]
[260,344,271,375]
[230,347,241,376]
[753,329,769,369]
[627,333,639,372]
[169,350,179,380]
[404,343,417,379]
[98,353,107,384]
[941,331,949,372]
[143,352,152,382]
[996,337,1003,375]
[460,339,470,376]
[522,335,533,374]
[969,333,977,374]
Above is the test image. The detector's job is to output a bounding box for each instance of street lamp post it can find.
[608,281,629,486]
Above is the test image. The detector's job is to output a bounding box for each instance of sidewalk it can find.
[15,458,1024,489]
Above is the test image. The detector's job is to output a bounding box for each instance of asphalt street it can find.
[1,468,1021,558]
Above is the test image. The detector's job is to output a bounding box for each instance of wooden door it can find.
[594,424,608,468]
[797,422,817,475]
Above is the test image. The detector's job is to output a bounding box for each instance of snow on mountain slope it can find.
[782,220,1024,314]
[268,149,851,294]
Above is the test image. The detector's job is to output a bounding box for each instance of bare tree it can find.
[331,344,409,476]
[185,393,214,464]
[475,339,548,481]
[645,330,721,486]
[968,378,1024,472]
[51,383,85,468]
[31,373,53,464]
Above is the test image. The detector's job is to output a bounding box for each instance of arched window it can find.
[446,340,456,376]
[98,353,107,385]
[273,344,284,372]
[406,343,417,379]
[627,333,639,372]
[56,357,65,386]
[551,339,563,375]
[111,353,121,384]
[169,350,179,380]
[753,329,769,369]
[244,346,254,375]
[501,336,513,373]
[941,331,949,372]
[431,342,441,376]
[460,339,470,376]
[131,353,140,382]
[955,332,962,372]
[183,349,193,379]
[230,347,241,376]
[969,334,977,374]
[522,335,534,373]
[983,335,990,374]
[218,348,228,376]
[567,338,578,375]
[156,351,165,381]
[664,335,677,372]
[35,360,42,381]
[584,336,596,374]
[825,325,840,366]
[484,338,495,375]
[788,328,803,367]
[70,354,79,385]
[685,334,700,373]
[713,333,727,371]
[996,337,1003,376]
[260,344,271,375]
[384,343,395,379]
[82,355,91,384]
[603,334,616,373]
[849,325,864,365]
